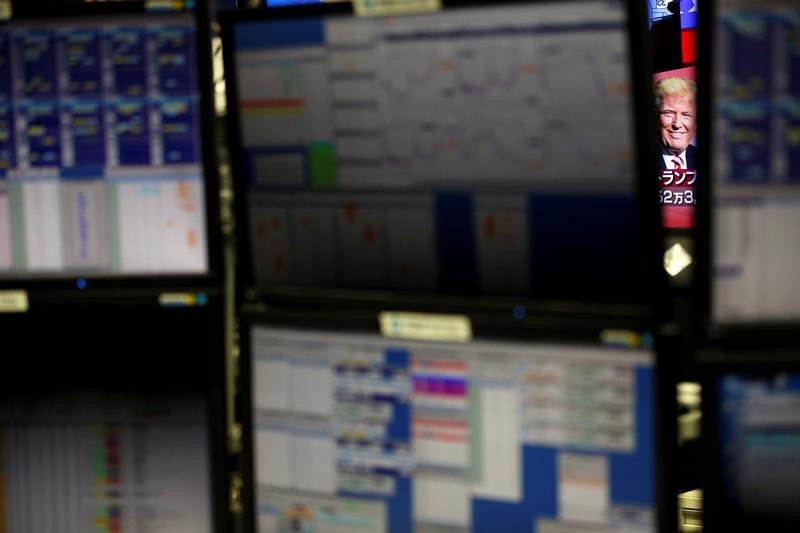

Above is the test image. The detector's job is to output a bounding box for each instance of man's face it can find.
[658,95,696,153]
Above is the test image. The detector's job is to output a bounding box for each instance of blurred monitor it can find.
[246,323,656,532]
[0,9,213,280]
[0,291,225,533]
[0,393,213,533]
[711,369,800,530]
[223,0,651,311]
[710,1,800,322]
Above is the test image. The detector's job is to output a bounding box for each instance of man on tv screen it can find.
[655,76,697,228]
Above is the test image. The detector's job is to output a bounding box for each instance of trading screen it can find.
[712,2,800,321]
[0,393,212,533]
[231,1,645,303]
[250,326,655,533]
[718,372,800,526]
[0,13,208,277]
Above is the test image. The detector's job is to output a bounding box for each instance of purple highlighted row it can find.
[413,376,467,396]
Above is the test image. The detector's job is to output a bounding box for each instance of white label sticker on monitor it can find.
[353,0,441,17]
[0,290,29,313]
[379,311,472,342]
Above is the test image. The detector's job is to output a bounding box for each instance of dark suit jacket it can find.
[658,143,697,169]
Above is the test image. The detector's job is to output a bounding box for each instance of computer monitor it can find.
[702,358,800,531]
[0,392,214,533]
[0,4,218,283]
[704,0,800,323]
[0,289,228,533]
[242,314,659,532]
[222,0,656,314]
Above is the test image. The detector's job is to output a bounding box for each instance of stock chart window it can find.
[249,326,656,533]
[712,2,800,321]
[0,13,208,277]
[0,393,212,533]
[230,1,646,303]
[717,373,800,527]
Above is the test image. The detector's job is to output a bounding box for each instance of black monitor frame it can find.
[0,1,224,292]
[699,349,800,532]
[238,304,675,533]
[220,0,665,324]
[694,0,800,345]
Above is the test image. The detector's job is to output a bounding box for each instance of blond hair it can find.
[654,77,696,111]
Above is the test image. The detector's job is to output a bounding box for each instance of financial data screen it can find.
[231,1,645,303]
[250,326,656,533]
[0,393,212,533]
[712,2,800,322]
[0,13,209,278]
[718,372,800,526]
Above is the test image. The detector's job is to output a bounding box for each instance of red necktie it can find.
[672,155,683,169]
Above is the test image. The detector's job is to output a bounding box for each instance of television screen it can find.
[648,0,699,229]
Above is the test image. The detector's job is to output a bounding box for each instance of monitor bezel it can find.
[0,2,224,290]
[695,0,800,341]
[238,304,674,533]
[699,350,800,532]
[219,0,664,323]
